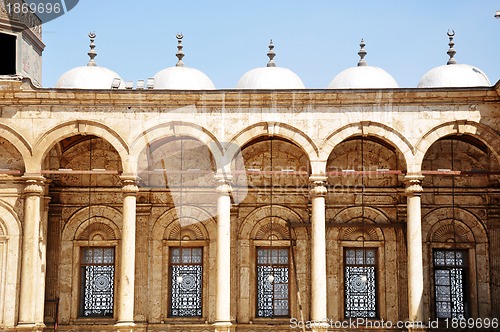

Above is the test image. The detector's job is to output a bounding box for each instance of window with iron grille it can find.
[433,249,468,319]
[344,248,378,318]
[256,247,290,317]
[169,247,203,317]
[79,247,115,317]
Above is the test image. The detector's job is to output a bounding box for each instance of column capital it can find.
[120,176,139,195]
[22,175,45,195]
[216,182,232,196]
[309,176,327,197]
[215,173,233,196]
[405,174,424,195]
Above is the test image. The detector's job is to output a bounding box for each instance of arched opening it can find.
[136,136,217,322]
[42,135,123,325]
[325,136,407,322]
[234,136,311,322]
[0,136,25,175]
[421,134,497,320]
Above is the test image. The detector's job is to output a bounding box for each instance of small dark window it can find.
[169,247,203,317]
[79,247,115,317]
[344,248,378,318]
[0,33,16,75]
[433,249,468,319]
[256,247,290,317]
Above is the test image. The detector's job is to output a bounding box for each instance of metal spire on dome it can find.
[87,32,97,67]
[267,39,276,67]
[357,39,367,66]
[175,33,185,67]
[447,30,457,65]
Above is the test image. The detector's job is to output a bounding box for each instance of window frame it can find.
[343,247,379,319]
[167,246,204,318]
[432,248,470,320]
[255,246,291,318]
[78,246,116,318]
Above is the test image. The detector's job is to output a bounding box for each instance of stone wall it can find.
[0,80,498,330]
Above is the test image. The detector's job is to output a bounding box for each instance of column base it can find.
[115,321,136,332]
[15,323,46,331]
[213,321,234,332]
[311,321,330,332]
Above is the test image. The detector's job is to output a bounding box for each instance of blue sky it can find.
[42,0,500,88]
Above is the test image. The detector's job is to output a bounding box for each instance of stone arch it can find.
[149,206,215,323]
[253,219,290,240]
[429,222,472,243]
[62,205,123,241]
[58,205,122,323]
[32,120,129,174]
[339,226,380,241]
[130,122,223,173]
[0,202,21,326]
[167,222,207,241]
[76,219,118,241]
[415,120,500,172]
[422,207,487,244]
[326,206,400,320]
[227,122,318,166]
[0,123,32,162]
[239,205,307,240]
[331,206,392,225]
[422,206,490,319]
[319,121,412,173]
[152,206,215,241]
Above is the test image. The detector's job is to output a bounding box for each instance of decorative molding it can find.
[404,175,424,195]
[309,177,327,197]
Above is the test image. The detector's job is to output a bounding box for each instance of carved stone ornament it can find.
[404,175,424,195]
[23,178,44,195]
[216,182,232,196]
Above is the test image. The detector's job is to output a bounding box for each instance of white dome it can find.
[56,66,124,89]
[56,33,124,89]
[153,66,215,90]
[237,67,305,89]
[417,64,490,88]
[328,66,398,89]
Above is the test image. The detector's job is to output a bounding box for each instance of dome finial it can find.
[447,30,457,65]
[267,39,276,67]
[357,38,367,66]
[176,33,185,67]
[87,32,97,67]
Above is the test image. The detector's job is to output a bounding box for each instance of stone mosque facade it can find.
[1,4,500,332]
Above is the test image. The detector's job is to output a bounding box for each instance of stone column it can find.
[116,177,138,327]
[405,175,425,324]
[134,203,152,323]
[18,176,46,328]
[309,177,328,331]
[214,176,232,332]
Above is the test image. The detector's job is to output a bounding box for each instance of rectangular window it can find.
[169,247,203,317]
[0,33,16,75]
[344,248,377,318]
[256,247,290,317]
[79,247,115,317]
[433,249,468,319]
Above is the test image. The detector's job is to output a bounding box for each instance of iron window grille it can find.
[344,248,378,318]
[169,247,203,317]
[433,249,468,319]
[79,247,115,318]
[256,247,290,318]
